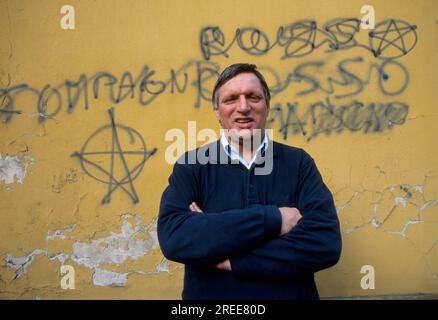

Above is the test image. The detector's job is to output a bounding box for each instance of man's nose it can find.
[238,95,250,112]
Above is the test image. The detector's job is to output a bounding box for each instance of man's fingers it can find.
[190,202,203,213]
[216,259,231,271]
[194,202,203,212]
[194,203,202,212]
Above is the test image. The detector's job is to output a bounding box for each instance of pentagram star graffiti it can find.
[71,108,157,204]
[369,19,417,58]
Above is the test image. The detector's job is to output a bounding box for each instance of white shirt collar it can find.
[220,132,269,170]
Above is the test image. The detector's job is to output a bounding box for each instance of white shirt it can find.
[220,133,269,170]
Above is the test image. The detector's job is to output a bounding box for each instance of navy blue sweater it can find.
[158,140,342,300]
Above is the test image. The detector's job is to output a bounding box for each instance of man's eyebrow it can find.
[224,91,238,96]
[221,93,238,100]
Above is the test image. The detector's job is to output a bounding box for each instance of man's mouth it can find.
[234,118,254,129]
[235,118,253,124]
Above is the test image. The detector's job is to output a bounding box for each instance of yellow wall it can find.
[0,0,437,299]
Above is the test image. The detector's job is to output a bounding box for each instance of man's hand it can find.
[216,259,231,271]
[188,202,300,268]
[190,202,203,213]
[279,207,302,236]
[189,202,232,272]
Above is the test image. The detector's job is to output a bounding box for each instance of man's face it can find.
[215,72,269,141]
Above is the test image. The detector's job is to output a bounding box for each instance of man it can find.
[158,63,342,300]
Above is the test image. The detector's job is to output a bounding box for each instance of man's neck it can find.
[228,132,265,163]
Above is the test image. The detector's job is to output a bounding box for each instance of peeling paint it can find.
[71,215,158,268]
[5,249,46,279]
[155,257,169,273]
[48,253,69,265]
[395,196,408,207]
[338,178,438,237]
[371,218,382,228]
[93,268,128,287]
[0,0,437,299]
[0,154,34,185]
[335,191,360,214]
[386,219,423,237]
[4,215,165,287]
[419,199,438,211]
[46,230,67,242]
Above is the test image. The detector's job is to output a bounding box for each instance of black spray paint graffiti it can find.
[0,58,411,141]
[71,108,157,204]
[0,57,408,122]
[200,18,417,60]
[267,98,409,141]
[0,16,414,141]
[0,60,220,123]
[264,57,409,99]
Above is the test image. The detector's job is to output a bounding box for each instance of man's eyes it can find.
[223,95,262,104]
[249,95,262,101]
[223,97,238,104]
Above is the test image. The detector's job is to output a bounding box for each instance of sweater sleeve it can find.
[230,150,342,280]
[157,160,282,266]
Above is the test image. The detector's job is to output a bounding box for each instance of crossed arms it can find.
[157,153,342,280]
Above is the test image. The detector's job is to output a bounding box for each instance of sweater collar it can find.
[219,132,269,169]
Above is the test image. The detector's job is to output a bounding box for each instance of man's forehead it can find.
[220,72,264,92]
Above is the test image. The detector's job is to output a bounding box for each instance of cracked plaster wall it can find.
[0,0,437,299]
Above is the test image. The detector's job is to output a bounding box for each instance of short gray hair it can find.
[211,63,271,109]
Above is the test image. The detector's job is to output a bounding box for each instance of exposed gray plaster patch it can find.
[386,220,423,238]
[419,199,438,211]
[71,215,158,268]
[5,249,46,279]
[48,253,69,265]
[4,215,166,287]
[155,257,169,273]
[93,268,128,287]
[335,191,360,214]
[371,218,381,228]
[44,225,76,260]
[395,196,408,207]
[46,229,68,242]
[338,173,437,237]
[0,154,34,185]
[4,225,76,279]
